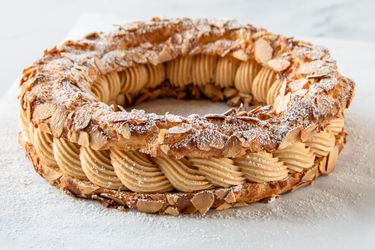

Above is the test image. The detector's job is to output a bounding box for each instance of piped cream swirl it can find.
[80,147,124,189]
[53,138,87,179]
[252,67,276,103]
[215,56,240,88]
[306,131,335,157]
[191,55,217,86]
[234,60,261,94]
[120,65,148,93]
[266,79,283,105]
[154,157,213,192]
[326,118,344,135]
[110,148,172,193]
[274,142,315,173]
[166,56,193,87]
[33,128,57,168]
[189,158,245,187]
[235,152,288,183]
[91,72,122,104]
[145,64,165,88]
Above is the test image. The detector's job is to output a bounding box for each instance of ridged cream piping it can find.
[326,118,344,135]
[215,56,240,88]
[53,138,87,179]
[191,54,217,86]
[120,65,148,93]
[91,72,122,104]
[166,57,193,87]
[110,148,172,193]
[19,109,32,144]
[189,158,245,187]
[145,64,165,88]
[266,79,283,105]
[274,142,315,173]
[33,128,57,167]
[252,67,276,103]
[306,131,335,157]
[235,152,289,183]
[234,60,261,94]
[154,157,213,192]
[80,147,124,189]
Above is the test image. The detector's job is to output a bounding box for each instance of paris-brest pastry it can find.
[18,18,355,215]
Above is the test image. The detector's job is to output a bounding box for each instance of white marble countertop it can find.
[1,0,375,96]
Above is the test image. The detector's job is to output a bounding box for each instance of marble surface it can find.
[1,0,375,96]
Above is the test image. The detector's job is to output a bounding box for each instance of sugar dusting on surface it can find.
[1,95,375,249]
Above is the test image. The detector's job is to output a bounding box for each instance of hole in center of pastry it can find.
[131,98,235,116]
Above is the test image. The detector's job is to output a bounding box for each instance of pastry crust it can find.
[18,18,354,215]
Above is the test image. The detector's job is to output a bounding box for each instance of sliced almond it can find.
[326,146,339,174]
[289,79,308,92]
[267,58,290,72]
[164,206,179,216]
[117,124,130,139]
[215,189,228,200]
[78,131,90,147]
[191,192,214,215]
[216,203,232,211]
[278,126,302,149]
[32,103,55,122]
[301,168,316,182]
[254,38,273,65]
[90,130,107,150]
[224,190,237,203]
[50,109,67,138]
[136,200,163,214]
[232,50,249,61]
[300,123,317,142]
[274,92,291,114]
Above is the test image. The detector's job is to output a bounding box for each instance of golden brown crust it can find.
[19,131,346,215]
[18,18,355,159]
[17,17,355,216]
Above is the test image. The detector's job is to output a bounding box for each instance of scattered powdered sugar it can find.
[1,95,375,249]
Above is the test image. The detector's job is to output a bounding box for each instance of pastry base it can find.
[19,133,345,216]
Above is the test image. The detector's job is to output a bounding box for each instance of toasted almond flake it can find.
[254,38,273,65]
[224,190,237,203]
[215,189,228,200]
[289,79,308,91]
[319,156,328,174]
[300,123,317,142]
[158,129,166,144]
[166,194,178,205]
[77,131,90,147]
[32,103,55,122]
[90,130,107,150]
[233,202,248,208]
[232,50,249,61]
[38,123,51,134]
[278,126,302,149]
[191,192,214,215]
[216,203,232,211]
[274,92,291,114]
[160,144,170,154]
[326,146,339,174]
[136,200,163,213]
[50,109,66,138]
[267,58,290,72]
[117,124,130,139]
[299,60,324,74]
[164,206,179,216]
[301,168,316,182]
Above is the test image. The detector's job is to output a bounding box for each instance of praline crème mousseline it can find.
[18,18,354,215]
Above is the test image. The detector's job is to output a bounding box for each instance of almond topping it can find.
[267,58,290,72]
[136,200,163,213]
[255,38,273,65]
[191,192,214,215]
